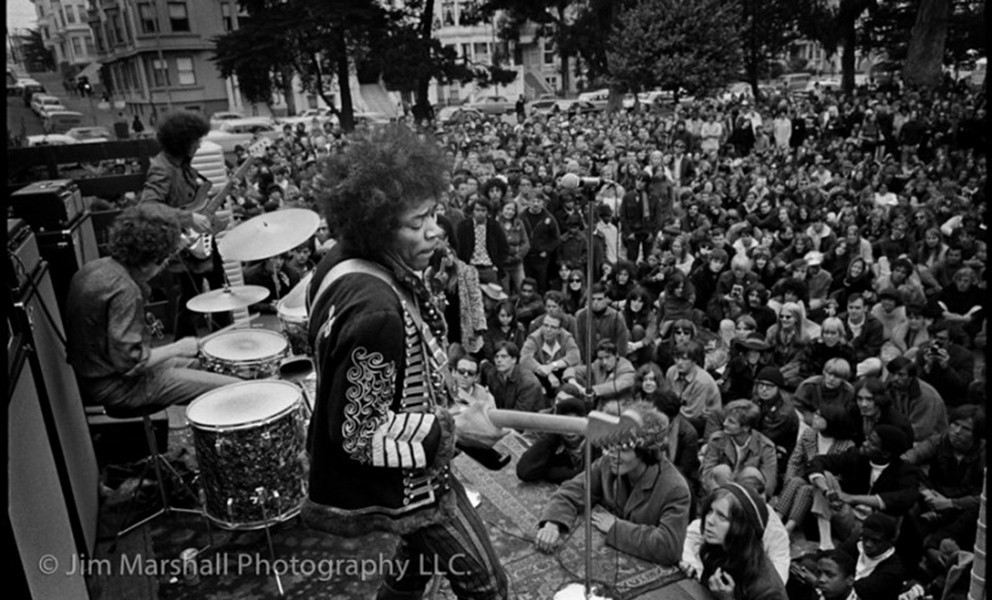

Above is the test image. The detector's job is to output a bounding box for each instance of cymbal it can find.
[186,285,270,313]
[217,208,321,262]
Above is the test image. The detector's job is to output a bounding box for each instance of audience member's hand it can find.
[679,560,701,580]
[535,523,561,553]
[591,512,616,534]
[707,567,736,600]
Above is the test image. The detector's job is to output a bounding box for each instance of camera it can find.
[929,339,944,355]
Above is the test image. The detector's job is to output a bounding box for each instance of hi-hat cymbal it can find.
[186,285,270,313]
[217,208,321,262]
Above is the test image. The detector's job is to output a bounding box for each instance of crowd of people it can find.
[108,79,986,600]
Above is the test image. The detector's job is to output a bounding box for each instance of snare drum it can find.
[277,271,312,356]
[186,380,307,529]
[200,329,289,379]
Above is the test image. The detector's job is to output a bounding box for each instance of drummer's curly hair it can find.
[108,203,182,268]
[156,111,210,157]
[313,125,447,258]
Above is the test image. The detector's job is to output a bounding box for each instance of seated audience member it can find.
[534,402,691,565]
[891,301,932,358]
[838,513,907,600]
[632,361,674,405]
[871,288,908,345]
[655,318,699,373]
[527,289,577,338]
[480,341,546,413]
[766,301,815,389]
[65,204,241,416]
[775,403,857,535]
[511,277,545,330]
[702,400,779,496]
[853,376,914,445]
[722,334,772,401]
[479,300,527,363]
[885,356,948,444]
[682,473,792,587]
[751,366,800,477]
[914,320,975,407]
[903,405,985,562]
[449,354,496,415]
[652,388,702,502]
[694,483,789,600]
[520,309,581,396]
[813,549,859,600]
[801,317,858,380]
[839,292,885,377]
[934,266,983,340]
[574,283,630,363]
[244,253,295,312]
[794,358,862,441]
[564,339,637,410]
[516,385,593,484]
[666,339,723,438]
[807,425,919,549]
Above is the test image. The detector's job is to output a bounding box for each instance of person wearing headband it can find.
[696,482,788,600]
[534,401,691,565]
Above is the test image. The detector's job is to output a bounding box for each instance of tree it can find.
[378,0,516,121]
[902,0,949,88]
[797,0,876,94]
[479,0,580,95]
[607,0,742,101]
[739,0,803,99]
[21,30,56,73]
[213,0,390,131]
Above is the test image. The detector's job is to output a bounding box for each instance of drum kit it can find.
[179,208,319,533]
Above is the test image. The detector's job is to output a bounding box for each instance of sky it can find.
[7,0,38,32]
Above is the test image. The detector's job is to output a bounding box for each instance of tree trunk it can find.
[281,66,297,116]
[335,30,355,132]
[841,18,857,94]
[902,0,949,89]
[557,6,569,95]
[413,0,435,122]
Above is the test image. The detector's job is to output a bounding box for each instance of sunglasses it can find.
[569,278,583,283]
[455,368,478,377]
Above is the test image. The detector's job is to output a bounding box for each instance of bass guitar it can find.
[179,156,257,261]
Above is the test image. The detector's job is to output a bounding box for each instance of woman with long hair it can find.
[697,484,787,600]
[480,300,527,362]
[670,235,695,276]
[774,403,857,534]
[801,317,857,381]
[765,302,813,389]
[624,286,660,367]
[828,256,874,304]
[561,268,586,314]
[608,259,638,303]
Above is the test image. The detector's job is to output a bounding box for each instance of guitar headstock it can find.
[585,409,645,447]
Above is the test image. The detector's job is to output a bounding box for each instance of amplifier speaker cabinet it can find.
[12,263,99,556]
[8,339,92,600]
[6,218,42,297]
[35,212,99,314]
[8,179,85,231]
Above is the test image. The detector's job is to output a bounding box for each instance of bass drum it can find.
[186,380,308,529]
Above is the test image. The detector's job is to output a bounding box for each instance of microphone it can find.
[559,172,616,190]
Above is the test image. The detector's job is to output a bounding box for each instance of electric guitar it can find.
[179,156,257,261]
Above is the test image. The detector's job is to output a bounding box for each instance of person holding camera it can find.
[914,320,975,407]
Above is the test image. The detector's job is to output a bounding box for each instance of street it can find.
[8,70,123,140]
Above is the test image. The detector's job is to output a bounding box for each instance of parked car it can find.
[530,99,601,117]
[209,110,246,129]
[439,107,484,126]
[31,94,68,117]
[66,126,113,143]
[42,111,85,134]
[20,79,47,107]
[25,134,78,147]
[577,88,610,109]
[466,95,514,115]
[204,118,281,153]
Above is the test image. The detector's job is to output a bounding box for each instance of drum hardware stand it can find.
[115,415,216,551]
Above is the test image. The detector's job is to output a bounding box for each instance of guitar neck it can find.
[195,156,256,218]
[487,410,587,436]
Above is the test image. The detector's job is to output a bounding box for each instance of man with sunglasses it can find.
[65,204,240,417]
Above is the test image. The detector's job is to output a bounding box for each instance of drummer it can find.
[65,204,242,417]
